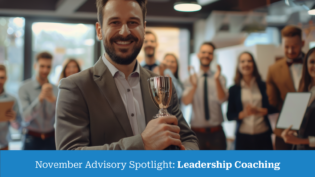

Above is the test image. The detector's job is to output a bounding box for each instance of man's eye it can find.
[111,21,119,25]
[129,21,137,25]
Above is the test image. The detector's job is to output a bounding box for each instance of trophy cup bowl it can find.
[148,76,180,150]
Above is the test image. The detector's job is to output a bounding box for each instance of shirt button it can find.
[127,89,130,92]
[131,113,134,117]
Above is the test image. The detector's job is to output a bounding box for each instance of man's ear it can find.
[33,63,37,70]
[96,22,103,40]
[301,40,305,48]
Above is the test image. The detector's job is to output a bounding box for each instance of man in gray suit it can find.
[55,0,198,150]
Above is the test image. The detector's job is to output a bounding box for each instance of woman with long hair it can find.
[59,59,81,82]
[153,53,183,99]
[227,52,276,150]
[281,47,315,150]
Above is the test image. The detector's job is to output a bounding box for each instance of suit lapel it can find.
[93,58,133,137]
[279,59,296,92]
[236,86,243,111]
[139,67,159,124]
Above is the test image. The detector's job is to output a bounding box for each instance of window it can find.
[0,17,25,98]
[32,22,95,85]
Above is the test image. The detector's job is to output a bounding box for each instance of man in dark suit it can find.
[55,0,198,150]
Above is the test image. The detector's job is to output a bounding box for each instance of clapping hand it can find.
[188,66,197,88]
[39,83,56,103]
[214,65,221,80]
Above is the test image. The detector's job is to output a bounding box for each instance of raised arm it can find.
[18,86,42,123]
[181,75,197,105]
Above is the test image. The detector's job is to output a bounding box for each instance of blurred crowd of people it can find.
[0,25,314,150]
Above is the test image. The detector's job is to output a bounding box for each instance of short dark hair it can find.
[0,64,6,75]
[36,51,53,62]
[96,0,147,26]
[145,30,157,42]
[281,25,302,39]
[200,42,216,51]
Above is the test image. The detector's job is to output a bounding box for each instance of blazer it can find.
[227,80,277,135]
[297,99,315,150]
[266,58,296,111]
[55,58,198,150]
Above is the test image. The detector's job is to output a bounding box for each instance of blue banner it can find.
[1,151,314,177]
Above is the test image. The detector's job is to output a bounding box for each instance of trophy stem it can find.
[155,108,172,118]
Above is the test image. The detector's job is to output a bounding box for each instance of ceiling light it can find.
[174,1,202,12]
[308,4,315,15]
[197,0,218,6]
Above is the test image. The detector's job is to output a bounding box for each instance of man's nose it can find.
[288,48,293,54]
[119,24,131,37]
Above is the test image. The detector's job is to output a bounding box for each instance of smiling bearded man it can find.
[55,0,198,150]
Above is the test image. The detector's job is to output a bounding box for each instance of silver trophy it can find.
[148,76,173,118]
[148,76,179,150]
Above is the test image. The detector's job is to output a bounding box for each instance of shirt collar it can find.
[198,69,213,77]
[240,77,256,88]
[0,90,7,98]
[32,78,41,89]
[286,52,305,63]
[102,54,140,78]
[32,77,53,89]
[140,59,160,66]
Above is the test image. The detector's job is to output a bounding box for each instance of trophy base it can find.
[164,145,180,150]
[154,108,172,118]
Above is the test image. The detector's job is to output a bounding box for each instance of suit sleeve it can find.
[168,83,199,150]
[261,82,279,114]
[55,78,145,150]
[226,86,240,121]
[266,66,281,111]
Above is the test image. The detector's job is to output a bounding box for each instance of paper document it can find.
[0,101,15,122]
[276,92,311,130]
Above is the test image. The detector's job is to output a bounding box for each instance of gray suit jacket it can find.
[55,58,199,150]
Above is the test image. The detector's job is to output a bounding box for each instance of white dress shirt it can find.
[289,63,303,91]
[18,79,58,133]
[238,78,269,135]
[183,69,228,128]
[102,55,146,135]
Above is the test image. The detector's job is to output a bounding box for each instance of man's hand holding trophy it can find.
[141,76,184,150]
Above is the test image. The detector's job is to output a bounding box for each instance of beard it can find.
[200,57,211,67]
[144,46,155,58]
[104,34,143,65]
